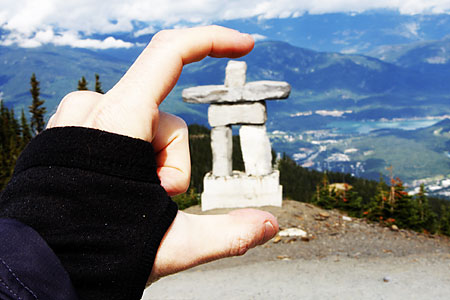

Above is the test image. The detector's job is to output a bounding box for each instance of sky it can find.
[1,0,450,49]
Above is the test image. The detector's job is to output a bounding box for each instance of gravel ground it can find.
[142,200,450,299]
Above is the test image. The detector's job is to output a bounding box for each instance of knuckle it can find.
[59,91,86,108]
[209,24,221,30]
[151,29,175,45]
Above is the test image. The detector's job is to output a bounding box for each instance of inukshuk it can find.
[182,61,291,211]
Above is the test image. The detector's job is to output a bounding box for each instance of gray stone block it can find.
[208,102,267,127]
[201,171,282,210]
[182,85,242,104]
[239,125,272,176]
[225,61,247,87]
[182,81,290,104]
[243,81,291,101]
[211,126,232,176]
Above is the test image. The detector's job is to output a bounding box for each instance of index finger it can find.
[107,26,254,106]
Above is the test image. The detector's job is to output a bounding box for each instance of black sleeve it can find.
[0,127,178,300]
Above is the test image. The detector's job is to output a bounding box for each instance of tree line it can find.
[0,73,104,189]
[176,125,450,236]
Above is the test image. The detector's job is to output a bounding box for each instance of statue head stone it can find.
[182,60,291,210]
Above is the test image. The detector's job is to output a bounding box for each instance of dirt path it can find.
[142,201,450,299]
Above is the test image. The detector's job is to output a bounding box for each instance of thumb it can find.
[148,209,278,282]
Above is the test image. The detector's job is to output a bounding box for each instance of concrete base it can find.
[201,170,283,211]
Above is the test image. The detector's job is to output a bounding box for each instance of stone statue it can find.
[183,61,290,210]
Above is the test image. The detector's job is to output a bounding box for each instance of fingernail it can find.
[262,221,276,244]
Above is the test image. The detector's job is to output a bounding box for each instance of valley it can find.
[0,30,449,196]
[270,117,450,197]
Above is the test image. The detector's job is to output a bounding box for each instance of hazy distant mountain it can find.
[1,40,449,123]
[368,36,450,66]
[0,45,130,114]
[0,37,448,185]
[179,41,450,124]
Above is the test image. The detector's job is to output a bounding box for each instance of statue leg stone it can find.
[202,124,282,211]
[239,125,272,176]
[211,125,232,177]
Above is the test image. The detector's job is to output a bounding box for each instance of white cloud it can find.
[341,48,358,54]
[383,21,423,39]
[403,22,421,38]
[0,27,133,49]
[251,33,267,41]
[1,0,450,48]
[52,33,134,49]
[134,26,156,37]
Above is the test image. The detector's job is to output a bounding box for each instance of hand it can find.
[47,25,279,282]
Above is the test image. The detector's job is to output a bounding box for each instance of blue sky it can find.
[1,0,450,49]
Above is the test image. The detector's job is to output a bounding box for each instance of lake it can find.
[327,118,443,135]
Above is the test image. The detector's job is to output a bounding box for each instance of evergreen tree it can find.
[95,74,104,94]
[312,173,336,209]
[391,178,420,229]
[439,205,450,236]
[365,175,391,222]
[0,102,23,190]
[414,184,437,233]
[29,73,46,134]
[188,124,212,192]
[335,184,363,217]
[20,109,32,147]
[279,154,323,203]
[77,76,88,90]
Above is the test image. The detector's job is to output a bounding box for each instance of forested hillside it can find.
[178,124,450,236]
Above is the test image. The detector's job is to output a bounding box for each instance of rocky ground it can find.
[143,200,450,299]
[184,200,450,264]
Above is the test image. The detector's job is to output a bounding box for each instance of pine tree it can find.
[0,102,23,190]
[77,76,88,90]
[312,173,336,209]
[28,73,46,135]
[20,109,32,147]
[439,205,450,236]
[95,74,104,94]
[391,178,420,229]
[414,184,437,232]
[364,175,390,222]
[335,184,363,217]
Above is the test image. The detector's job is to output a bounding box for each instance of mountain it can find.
[179,41,450,125]
[1,40,449,122]
[367,37,450,89]
[368,36,450,67]
[0,45,130,115]
[0,40,448,184]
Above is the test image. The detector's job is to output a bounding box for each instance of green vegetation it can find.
[337,124,450,182]
[0,100,32,189]
[29,73,46,135]
[181,126,450,236]
[77,74,105,93]
[95,74,104,94]
[77,76,88,90]
[279,155,449,235]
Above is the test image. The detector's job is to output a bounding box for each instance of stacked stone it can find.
[182,61,291,210]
